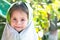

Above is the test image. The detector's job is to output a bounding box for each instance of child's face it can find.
[10,10,28,32]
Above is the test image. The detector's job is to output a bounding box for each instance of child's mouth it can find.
[16,26,22,28]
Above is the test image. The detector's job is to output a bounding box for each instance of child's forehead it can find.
[10,9,29,18]
[12,10,27,15]
[11,10,27,15]
[11,10,28,18]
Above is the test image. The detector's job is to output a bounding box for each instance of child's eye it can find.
[21,19,25,21]
[13,18,16,21]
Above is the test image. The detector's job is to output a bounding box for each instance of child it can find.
[1,2,38,40]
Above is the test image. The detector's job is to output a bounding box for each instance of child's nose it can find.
[17,21,21,25]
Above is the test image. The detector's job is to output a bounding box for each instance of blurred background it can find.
[0,0,60,40]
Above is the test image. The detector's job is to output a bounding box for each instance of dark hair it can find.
[9,2,29,18]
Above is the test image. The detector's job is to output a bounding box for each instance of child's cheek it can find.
[10,22,16,28]
[23,21,28,28]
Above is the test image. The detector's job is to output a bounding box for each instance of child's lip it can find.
[16,26,22,28]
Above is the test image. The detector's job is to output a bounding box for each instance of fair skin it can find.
[10,10,28,32]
